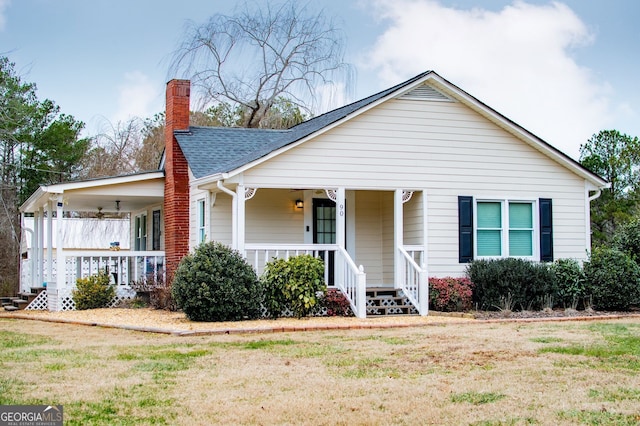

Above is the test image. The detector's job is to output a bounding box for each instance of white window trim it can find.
[197,197,207,244]
[134,212,148,251]
[473,198,538,260]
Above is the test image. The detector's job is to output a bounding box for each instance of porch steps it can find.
[366,287,417,316]
[2,286,46,311]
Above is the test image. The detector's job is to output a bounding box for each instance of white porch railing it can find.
[244,244,367,318]
[398,246,428,316]
[335,247,367,318]
[22,250,165,290]
[244,244,337,283]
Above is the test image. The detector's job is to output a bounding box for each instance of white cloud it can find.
[0,0,10,30]
[112,71,161,123]
[364,0,613,158]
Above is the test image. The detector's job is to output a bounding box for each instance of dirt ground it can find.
[0,307,475,334]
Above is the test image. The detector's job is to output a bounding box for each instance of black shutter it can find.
[539,198,553,262]
[458,196,474,263]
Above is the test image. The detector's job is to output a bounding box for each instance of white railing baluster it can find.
[398,246,427,316]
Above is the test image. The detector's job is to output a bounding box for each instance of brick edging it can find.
[2,312,640,336]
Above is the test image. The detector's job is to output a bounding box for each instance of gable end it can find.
[400,84,454,102]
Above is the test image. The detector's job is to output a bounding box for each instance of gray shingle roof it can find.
[175,71,432,179]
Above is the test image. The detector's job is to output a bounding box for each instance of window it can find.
[152,210,161,251]
[135,213,147,251]
[459,196,552,263]
[475,200,534,258]
[197,198,206,244]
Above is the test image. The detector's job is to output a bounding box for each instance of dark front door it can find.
[313,198,336,285]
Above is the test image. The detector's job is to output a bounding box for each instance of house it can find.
[18,71,608,316]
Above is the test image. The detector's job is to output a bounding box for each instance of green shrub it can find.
[467,258,554,311]
[551,259,586,309]
[171,242,262,322]
[261,254,326,318]
[72,271,116,310]
[429,277,474,312]
[614,218,640,263]
[583,247,640,311]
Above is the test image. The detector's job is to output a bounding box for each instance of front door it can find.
[313,198,336,284]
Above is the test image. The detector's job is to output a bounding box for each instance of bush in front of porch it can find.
[171,242,262,321]
[73,271,116,310]
[261,254,326,319]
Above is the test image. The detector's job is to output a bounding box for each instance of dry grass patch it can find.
[1,317,640,424]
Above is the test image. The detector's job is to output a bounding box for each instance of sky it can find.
[1,0,639,159]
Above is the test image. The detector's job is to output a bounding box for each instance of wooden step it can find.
[3,305,19,312]
[12,299,29,310]
[366,288,418,316]
[30,286,47,295]
[0,296,15,305]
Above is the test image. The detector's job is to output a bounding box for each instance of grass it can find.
[450,391,506,405]
[1,317,640,424]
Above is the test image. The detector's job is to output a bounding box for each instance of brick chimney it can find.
[164,79,190,282]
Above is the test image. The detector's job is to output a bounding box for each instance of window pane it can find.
[477,202,501,228]
[509,203,532,228]
[477,230,501,256]
[509,230,533,256]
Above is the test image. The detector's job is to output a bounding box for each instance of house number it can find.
[339,204,344,216]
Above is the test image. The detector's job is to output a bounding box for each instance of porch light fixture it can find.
[96,207,105,220]
[295,199,304,209]
[115,200,121,211]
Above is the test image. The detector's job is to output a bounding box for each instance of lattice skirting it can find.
[28,287,137,311]
[25,291,48,310]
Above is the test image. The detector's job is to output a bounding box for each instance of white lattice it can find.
[24,291,48,310]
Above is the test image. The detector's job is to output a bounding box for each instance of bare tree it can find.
[170,0,351,128]
[81,118,143,179]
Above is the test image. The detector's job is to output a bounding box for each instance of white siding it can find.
[241,97,589,277]
[354,191,384,284]
[189,186,209,249]
[245,189,304,244]
[211,192,232,246]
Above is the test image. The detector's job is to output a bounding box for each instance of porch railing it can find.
[23,251,165,290]
[244,244,337,282]
[335,247,367,318]
[244,244,367,318]
[398,246,428,316]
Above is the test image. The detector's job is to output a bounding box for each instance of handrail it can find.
[398,246,428,316]
[335,247,367,318]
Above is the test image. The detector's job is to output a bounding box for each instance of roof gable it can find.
[175,71,606,187]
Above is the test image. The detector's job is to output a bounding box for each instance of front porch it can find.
[18,172,166,311]
[202,184,430,318]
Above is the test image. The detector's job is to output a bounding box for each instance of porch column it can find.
[46,200,54,285]
[394,189,404,289]
[55,196,65,289]
[420,190,429,315]
[336,188,346,249]
[37,207,44,288]
[236,184,246,255]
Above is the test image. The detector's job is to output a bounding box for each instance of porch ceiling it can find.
[20,172,165,213]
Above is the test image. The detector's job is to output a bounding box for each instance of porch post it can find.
[336,188,346,248]
[236,184,246,255]
[37,207,44,288]
[394,189,404,289]
[31,210,39,288]
[46,200,54,285]
[420,190,429,315]
[55,196,65,290]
